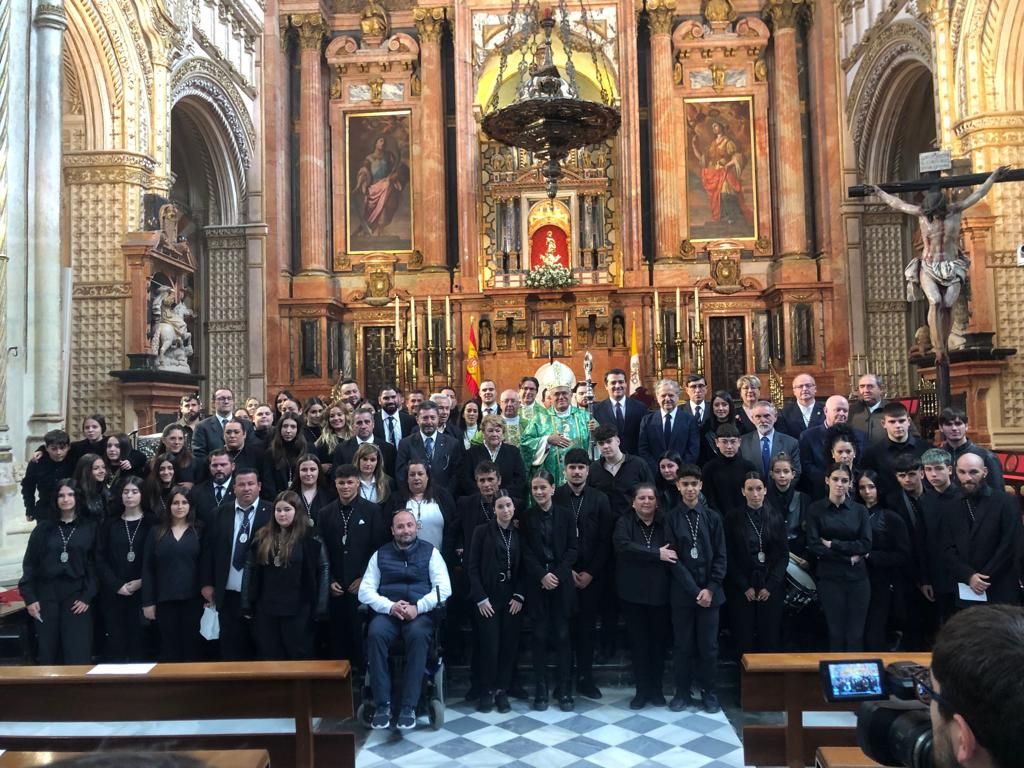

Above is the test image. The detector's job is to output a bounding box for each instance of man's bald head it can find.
[824,396,850,427]
[955,452,988,495]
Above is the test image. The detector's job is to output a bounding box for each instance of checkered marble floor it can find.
[356,688,745,768]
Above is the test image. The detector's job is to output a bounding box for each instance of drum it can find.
[785,558,818,613]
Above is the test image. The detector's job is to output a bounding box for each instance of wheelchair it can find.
[355,589,447,731]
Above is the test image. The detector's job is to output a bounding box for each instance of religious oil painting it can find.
[346,110,413,254]
[684,97,758,242]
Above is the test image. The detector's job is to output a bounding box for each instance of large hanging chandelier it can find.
[481,0,621,199]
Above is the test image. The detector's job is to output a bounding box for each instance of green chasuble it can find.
[520,405,590,487]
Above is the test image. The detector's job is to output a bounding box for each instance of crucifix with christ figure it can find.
[538,319,571,363]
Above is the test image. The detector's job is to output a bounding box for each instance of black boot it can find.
[533,682,549,711]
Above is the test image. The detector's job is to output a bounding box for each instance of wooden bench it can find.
[741,652,931,768]
[0,660,354,767]
[0,750,271,768]
[815,746,881,768]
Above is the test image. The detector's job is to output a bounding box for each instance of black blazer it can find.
[864,506,911,590]
[777,400,826,438]
[592,397,647,454]
[333,438,397,479]
[553,484,614,578]
[638,408,700,474]
[192,416,254,461]
[521,503,578,613]
[200,498,273,609]
[395,431,463,487]
[318,496,387,588]
[467,521,526,604]
[939,488,1022,604]
[724,506,788,596]
[460,443,527,500]
[805,498,872,582]
[189,479,234,530]
[613,513,670,606]
[664,504,727,607]
[240,534,330,619]
[373,410,416,445]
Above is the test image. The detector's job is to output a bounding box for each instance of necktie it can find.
[232,506,253,571]
[387,416,396,445]
[695,404,702,423]
[663,413,672,446]
[615,402,625,435]
[221,418,228,429]
[761,436,771,476]
[424,436,434,461]
[215,485,224,504]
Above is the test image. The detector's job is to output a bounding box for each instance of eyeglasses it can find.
[910,667,956,713]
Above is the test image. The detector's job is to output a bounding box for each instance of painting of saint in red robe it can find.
[346,111,413,253]
[686,99,757,241]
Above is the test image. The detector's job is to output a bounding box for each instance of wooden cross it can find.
[538,320,572,363]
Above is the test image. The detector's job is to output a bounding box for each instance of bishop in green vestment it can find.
[520,378,590,487]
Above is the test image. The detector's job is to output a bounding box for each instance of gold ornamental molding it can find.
[413,7,446,43]
[286,13,327,49]
[645,0,677,36]
[63,151,157,185]
[762,0,813,29]
[954,113,1024,152]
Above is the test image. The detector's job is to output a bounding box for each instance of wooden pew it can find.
[815,746,881,768]
[0,750,271,768]
[0,660,354,767]
[741,652,931,768]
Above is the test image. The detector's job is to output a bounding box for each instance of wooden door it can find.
[708,316,748,395]
[362,326,397,405]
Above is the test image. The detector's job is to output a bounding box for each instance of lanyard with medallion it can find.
[687,510,700,560]
[124,517,142,563]
[497,523,513,582]
[745,508,766,563]
[58,522,77,564]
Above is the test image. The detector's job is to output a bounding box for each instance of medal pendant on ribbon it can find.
[506,570,512,581]
[60,551,69,564]
[239,532,248,544]
[757,551,766,564]
[417,519,423,530]
[690,546,699,560]
[342,533,348,546]
[126,551,136,563]
[274,556,282,567]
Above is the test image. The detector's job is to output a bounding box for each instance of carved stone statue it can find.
[867,165,1010,363]
[360,0,390,43]
[157,203,192,261]
[150,283,194,372]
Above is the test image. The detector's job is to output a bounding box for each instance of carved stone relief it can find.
[205,227,249,402]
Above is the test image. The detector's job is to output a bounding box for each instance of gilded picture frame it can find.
[345,110,414,254]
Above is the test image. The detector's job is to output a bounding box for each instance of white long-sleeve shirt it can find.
[358,544,452,616]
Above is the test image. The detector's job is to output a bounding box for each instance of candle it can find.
[445,296,452,340]
[693,286,701,324]
[654,291,661,338]
[675,288,681,331]
[427,296,433,344]
[394,297,401,344]
[410,296,416,345]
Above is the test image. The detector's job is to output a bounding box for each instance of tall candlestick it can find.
[654,291,661,338]
[410,296,417,345]
[675,287,681,321]
[394,297,401,342]
[427,295,433,345]
[445,296,451,340]
[693,286,701,324]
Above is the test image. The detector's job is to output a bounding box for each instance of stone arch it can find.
[62,0,120,150]
[990,0,1024,110]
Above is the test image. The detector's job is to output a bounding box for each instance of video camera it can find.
[819,659,933,768]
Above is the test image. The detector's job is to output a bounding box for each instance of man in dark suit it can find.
[592,368,647,454]
[777,374,825,438]
[638,379,699,475]
[432,392,463,443]
[374,386,415,448]
[396,400,463,486]
[200,467,271,660]
[192,388,253,461]
[682,374,713,429]
[739,400,802,480]
[189,449,235,528]
[848,373,920,445]
[337,405,397,478]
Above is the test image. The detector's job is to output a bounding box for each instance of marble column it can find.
[29,2,65,423]
[922,0,956,151]
[763,0,810,259]
[617,0,644,282]
[294,13,328,273]
[453,5,479,287]
[414,7,447,269]
[646,0,681,262]
[0,0,9,455]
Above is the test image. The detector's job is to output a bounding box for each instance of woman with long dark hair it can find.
[725,472,788,654]
[655,450,684,511]
[73,453,110,524]
[261,414,308,499]
[389,460,454,554]
[766,453,809,567]
[103,433,136,495]
[273,389,298,420]
[142,454,179,520]
[457,399,483,450]
[96,477,151,661]
[20,479,98,664]
[241,491,329,660]
[156,424,196,486]
[353,443,394,507]
[290,453,330,524]
[302,397,327,444]
[806,463,873,651]
[141,485,203,662]
[702,391,737,462]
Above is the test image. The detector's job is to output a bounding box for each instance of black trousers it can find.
[671,603,720,695]
[865,581,894,651]
[572,578,602,683]
[531,587,571,692]
[622,601,667,698]
[897,584,938,650]
[818,578,870,651]
[254,605,314,660]
[218,590,255,661]
[474,588,523,693]
[155,598,203,662]
[328,591,364,670]
[102,591,147,662]
[35,597,93,665]
[598,565,619,654]
[728,589,784,655]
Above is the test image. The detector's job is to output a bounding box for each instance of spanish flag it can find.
[465,323,481,397]
[629,318,641,395]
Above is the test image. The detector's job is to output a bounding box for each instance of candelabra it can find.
[690,328,706,376]
[445,342,454,387]
[395,341,405,390]
[674,333,684,373]
[425,340,435,384]
[654,331,664,378]
[410,342,420,390]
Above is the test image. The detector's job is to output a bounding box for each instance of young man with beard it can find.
[374,386,415,448]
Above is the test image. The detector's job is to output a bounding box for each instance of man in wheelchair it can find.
[359,509,452,729]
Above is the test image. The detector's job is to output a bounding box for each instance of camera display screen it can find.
[819,659,887,703]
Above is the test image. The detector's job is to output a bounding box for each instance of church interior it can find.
[1,0,1023,764]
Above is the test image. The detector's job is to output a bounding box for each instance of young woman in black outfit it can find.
[805,463,873,651]
[302,397,327,444]
[141,485,204,662]
[157,424,197,487]
[857,470,911,651]
[766,453,809,568]
[73,453,110,524]
[96,476,151,661]
[290,453,330,524]
[20,479,98,664]
[725,472,789,654]
[613,483,674,709]
[466,490,525,713]
[241,491,329,660]
[142,454,179,519]
[261,414,308,499]
[655,450,684,511]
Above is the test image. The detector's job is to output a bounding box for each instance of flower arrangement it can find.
[524,263,577,289]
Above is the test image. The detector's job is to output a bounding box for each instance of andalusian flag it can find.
[465,323,481,397]
[629,319,641,394]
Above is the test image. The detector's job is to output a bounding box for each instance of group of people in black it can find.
[18,370,1023,722]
